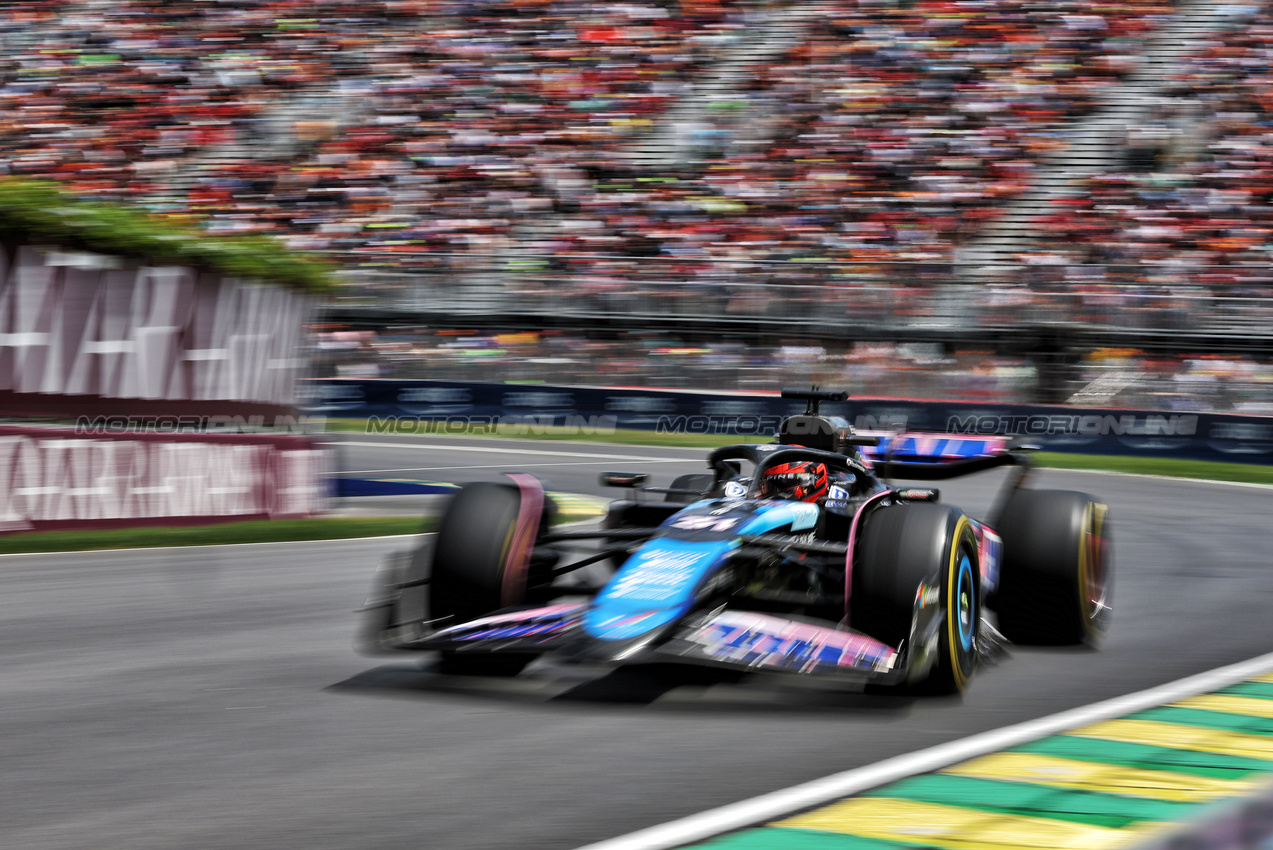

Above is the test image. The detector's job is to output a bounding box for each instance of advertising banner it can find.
[301,379,1273,464]
[0,246,313,418]
[0,426,329,535]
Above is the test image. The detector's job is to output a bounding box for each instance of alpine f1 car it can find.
[359,389,1112,694]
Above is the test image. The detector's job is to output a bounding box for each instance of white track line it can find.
[337,459,698,475]
[575,650,1273,850]
[0,533,430,558]
[336,441,683,461]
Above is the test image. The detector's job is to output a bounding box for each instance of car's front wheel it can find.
[429,481,548,675]
[853,502,980,694]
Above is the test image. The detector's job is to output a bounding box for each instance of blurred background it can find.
[6,8,1273,850]
[1,0,1270,410]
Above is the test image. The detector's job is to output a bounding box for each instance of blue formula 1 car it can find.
[359,389,1112,694]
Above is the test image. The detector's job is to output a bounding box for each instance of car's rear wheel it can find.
[429,481,547,675]
[990,489,1112,646]
[853,502,979,694]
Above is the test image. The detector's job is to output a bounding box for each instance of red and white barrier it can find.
[0,246,313,418]
[0,426,329,534]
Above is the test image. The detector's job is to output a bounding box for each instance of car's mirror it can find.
[600,472,649,488]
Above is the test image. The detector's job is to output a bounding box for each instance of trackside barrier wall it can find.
[0,426,329,535]
[0,245,314,419]
[302,379,1273,464]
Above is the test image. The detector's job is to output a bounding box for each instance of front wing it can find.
[383,602,926,684]
[656,610,898,677]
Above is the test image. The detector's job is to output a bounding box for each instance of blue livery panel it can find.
[584,537,734,641]
[584,500,820,642]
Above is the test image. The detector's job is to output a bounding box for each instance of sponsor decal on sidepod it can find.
[584,539,734,640]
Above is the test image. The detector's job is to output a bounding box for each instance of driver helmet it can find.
[760,460,828,503]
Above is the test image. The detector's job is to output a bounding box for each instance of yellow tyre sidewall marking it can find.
[947,515,977,691]
[1080,501,1109,638]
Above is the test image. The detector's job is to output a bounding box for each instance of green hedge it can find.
[0,177,332,292]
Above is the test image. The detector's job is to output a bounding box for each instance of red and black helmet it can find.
[759,460,829,503]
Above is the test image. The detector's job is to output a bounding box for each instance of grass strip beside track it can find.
[1026,453,1273,485]
[326,420,1273,485]
[0,517,434,555]
[328,418,739,449]
[0,509,603,556]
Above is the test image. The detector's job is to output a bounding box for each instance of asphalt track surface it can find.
[6,432,1273,850]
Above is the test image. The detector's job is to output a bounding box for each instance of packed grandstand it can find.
[2,0,1271,407]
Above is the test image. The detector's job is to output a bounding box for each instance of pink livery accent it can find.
[435,603,584,637]
[970,520,1003,595]
[856,432,1012,460]
[688,611,897,673]
[501,473,545,607]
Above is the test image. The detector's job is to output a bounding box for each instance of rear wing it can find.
[856,432,1034,480]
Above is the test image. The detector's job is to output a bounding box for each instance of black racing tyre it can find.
[429,482,542,676]
[853,503,980,694]
[664,473,716,503]
[990,489,1111,646]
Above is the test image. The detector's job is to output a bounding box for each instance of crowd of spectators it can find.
[1070,347,1273,413]
[451,0,1178,277]
[0,0,746,255]
[3,0,1270,412]
[0,0,1267,419]
[0,0,1178,272]
[654,0,1173,265]
[1032,2,1273,281]
[0,0,404,211]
